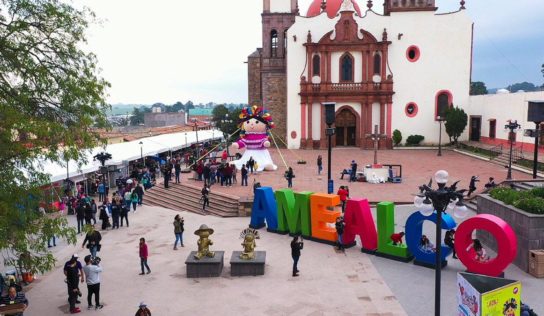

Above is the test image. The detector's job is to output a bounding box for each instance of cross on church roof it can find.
[366,124,387,165]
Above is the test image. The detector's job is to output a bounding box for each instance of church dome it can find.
[306,0,363,18]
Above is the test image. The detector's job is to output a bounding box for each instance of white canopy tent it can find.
[36,129,223,183]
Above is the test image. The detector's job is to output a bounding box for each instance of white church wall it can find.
[286,6,473,148]
[287,13,339,148]
[462,91,544,146]
[270,0,291,13]
[311,102,322,140]
[330,51,363,83]
[372,102,380,129]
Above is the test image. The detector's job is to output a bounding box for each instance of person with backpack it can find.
[173,215,184,250]
[97,183,105,202]
[76,202,86,234]
[82,225,102,258]
[84,202,93,225]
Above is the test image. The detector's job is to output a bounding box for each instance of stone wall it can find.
[262,71,287,144]
[477,194,544,272]
[144,112,186,128]
[247,51,262,106]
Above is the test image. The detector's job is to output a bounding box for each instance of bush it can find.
[513,198,544,214]
[392,129,402,146]
[489,187,520,205]
[530,187,544,199]
[406,135,424,146]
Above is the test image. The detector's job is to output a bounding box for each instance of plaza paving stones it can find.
[197,148,534,203]
[23,205,406,315]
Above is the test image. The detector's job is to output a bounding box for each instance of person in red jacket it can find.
[337,186,349,213]
[390,232,405,246]
[221,150,228,161]
[139,238,151,275]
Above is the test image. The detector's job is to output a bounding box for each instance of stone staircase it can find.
[142,183,241,217]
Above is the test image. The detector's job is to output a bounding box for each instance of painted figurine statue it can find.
[194,224,215,259]
[230,105,277,172]
[240,233,256,260]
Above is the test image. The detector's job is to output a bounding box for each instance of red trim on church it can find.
[434,90,453,121]
[406,45,420,62]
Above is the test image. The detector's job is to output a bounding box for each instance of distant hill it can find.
[109,104,146,116]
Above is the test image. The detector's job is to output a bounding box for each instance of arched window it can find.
[340,53,353,82]
[435,91,453,120]
[373,53,381,75]
[271,30,278,57]
[312,55,320,77]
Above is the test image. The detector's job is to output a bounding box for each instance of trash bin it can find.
[528,249,544,278]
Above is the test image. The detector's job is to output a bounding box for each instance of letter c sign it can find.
[455,214,517,277]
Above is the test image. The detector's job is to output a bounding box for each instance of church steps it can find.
[143,184,240,217]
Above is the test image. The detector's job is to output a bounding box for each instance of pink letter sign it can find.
[343,199,378,251]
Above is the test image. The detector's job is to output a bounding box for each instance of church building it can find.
[248,0,473,149]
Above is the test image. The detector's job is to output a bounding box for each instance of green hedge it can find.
[406,134,424,146]
[489,187,544,214]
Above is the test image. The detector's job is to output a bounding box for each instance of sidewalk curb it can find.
[454,149,544,178]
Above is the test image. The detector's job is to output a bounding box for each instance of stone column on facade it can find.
[381,47,387,80]
[366,50,372,86]
[300,103,307,148]
[307,102,313,148]
[380,102,385,135]
[320,103,327,149]
[326,51,331,83]
[386,103,392,138]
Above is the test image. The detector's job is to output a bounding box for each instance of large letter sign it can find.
[275,189,313,236]
[250,187,278,230]
[376,202,411,260]
[343,199,378,251]
[455,214,517,277]
[310,193,340,242]
[406,211,456,267]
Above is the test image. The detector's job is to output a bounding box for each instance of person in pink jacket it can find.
[139,238,151,275]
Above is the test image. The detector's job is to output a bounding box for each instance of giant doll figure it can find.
[230,105,277,171]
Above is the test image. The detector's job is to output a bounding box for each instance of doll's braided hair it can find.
[503,298,517,313]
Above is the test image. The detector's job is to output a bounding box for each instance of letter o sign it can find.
[455,214,517,277]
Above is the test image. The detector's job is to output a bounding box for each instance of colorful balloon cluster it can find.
[239,105,275,129]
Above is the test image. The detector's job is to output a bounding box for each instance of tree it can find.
[212,105,240,137]
[470,81,488,95]
[171,101,184,112]
[130,106,151,126]
[184,101,195,112]
[507,82,538,93]
[444,106,468,145]
[0,0,110,273]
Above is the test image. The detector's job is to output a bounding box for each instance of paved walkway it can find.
[191,148,534,203]
[23,205,406,316]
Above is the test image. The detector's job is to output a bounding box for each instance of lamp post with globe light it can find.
[93,152,112,194]
[413,170,469,316]
[504,120,521,180]
[221,113,234,157]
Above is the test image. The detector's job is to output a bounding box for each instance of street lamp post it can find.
[413,171,468,316]
[221,113,233,157]
[93,152,112,194]
[324,103,336,194]
[139,141,143,167]
[504,120,521,180]
[437,116,446,157]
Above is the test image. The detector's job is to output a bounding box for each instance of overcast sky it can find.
[78,0,544,105]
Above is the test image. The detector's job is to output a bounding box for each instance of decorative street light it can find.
[437,115,446,157]
[93,152,112,191]
[192,118,200,159]
[324,102,336,194]
[139,141,144,167]
[504,120,521,180]
[413,170,468,316]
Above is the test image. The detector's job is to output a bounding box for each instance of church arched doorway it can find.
[335,108,357,146]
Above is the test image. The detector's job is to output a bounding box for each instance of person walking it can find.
[248,156,255,174]
[131,190,139,212]
[82,255,103,310]
[203,164,211,186]
[467,175,479,197]
[134,184,144,206]
[317,155,323,175]
[97,182,105,202]
[224,163,233,187]
[285,167,295,188]
[64,255,83,314]
[120,204,129,227]
[124,189,132,210]
[290,236,303,277]
[337,186,349,213]
[174,159,181,184]
[241,165,248,186]
[111,194,121,229]
[173,215,184,250]
[90,200,97,225]
[139,238,151,275]
[82,225,102,258]
[335,216,345,251]
[75,202,85,234]
[135,302,152,316]
[83,202,93,226]
[445,229,457,259]
[201,184,210,211]
[350,160,358,182]
[99,205,110,230]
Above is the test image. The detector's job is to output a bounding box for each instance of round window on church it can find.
[406,45,420,62]
[405,103,418,117]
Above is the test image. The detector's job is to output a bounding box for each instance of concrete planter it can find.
[477,194,544,273]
